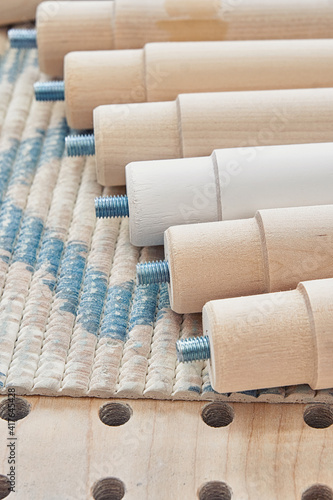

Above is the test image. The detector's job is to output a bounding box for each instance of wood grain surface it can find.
[95,88,333,186]
[0,0,41,26]
[0,396,332,499]
[65,38,333,129]
[164,205,333,314]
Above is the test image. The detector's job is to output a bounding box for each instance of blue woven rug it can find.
[0,40,329,404]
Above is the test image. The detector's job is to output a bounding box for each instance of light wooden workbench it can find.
[0,396,332,499]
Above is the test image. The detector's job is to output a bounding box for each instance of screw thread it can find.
[176,336,211,362]
[8,29,37,49]
[65,134,95,157]
[34,81,65,102]
[95,195,129,218]
[136,260,170,285]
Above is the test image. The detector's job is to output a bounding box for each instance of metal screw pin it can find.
[8,29,37,49]
[95,196,129,218]
[136,260,170,285]
[176,336,211,362]
[65,134,95,157]
[34,81,65,102]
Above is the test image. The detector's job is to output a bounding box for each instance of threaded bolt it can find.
[136,260,170,285]
[176,336,211,362]
[34,81,65,102]
[95,195,129,218]
[65,134,95,157]
[8,29,37,49]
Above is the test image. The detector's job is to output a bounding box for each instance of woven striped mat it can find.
[0,40,330,404]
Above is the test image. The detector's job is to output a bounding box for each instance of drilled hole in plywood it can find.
[99,402,132,427]
[92,477,125,500]
[198,481,232,500]
[201,403,234,428]
[303,405,333,429]
[0,475,11,499]
[302,484,333,500]
[0,397,31,422]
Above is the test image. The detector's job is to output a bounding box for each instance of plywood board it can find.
[0,396,332,499]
